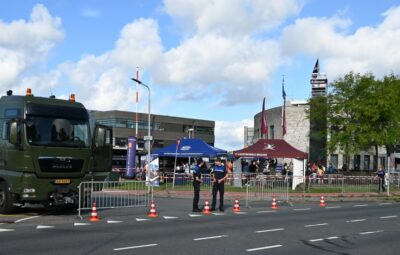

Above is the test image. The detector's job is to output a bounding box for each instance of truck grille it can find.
[38,157,84,173]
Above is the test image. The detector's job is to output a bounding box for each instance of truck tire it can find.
[0,182,16,214]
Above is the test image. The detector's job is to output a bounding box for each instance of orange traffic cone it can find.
[271,196,278,209]
[233,198,241,212]
[319,196,326,207]
[89,202,100,222]
[148,200,158,217]
[202,200,211,215]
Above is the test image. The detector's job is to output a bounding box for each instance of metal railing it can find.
[78,180,151,218]
[246,178,289,206]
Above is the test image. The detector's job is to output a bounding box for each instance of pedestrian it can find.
[376,165,386,192]
[211,158,229,212]
[192,158,203,212]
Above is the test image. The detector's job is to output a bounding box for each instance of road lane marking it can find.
[293,208,311,211]
[379,215,397,219]
[305,223,328,228]
[0,228,15,232]
[256,210,276,214]
[212,213,226,216]
[309,236,339,242]
[193,235,228,241]
[107,220,123,224]
[326,206,341,209]
[163,216,178,219]
[256,228,284,233]
[136,218,151,222]
[14,216,40,223]
[360,230,384,235]
[246,245,282,252]
[346,219,366,223]
[379,203,392,206]
[234,212,248,214]
[74,222,91,226]
[188,214,203,217]
[113,243,158,251]
[36,225,55,229]
[354,204,368,207]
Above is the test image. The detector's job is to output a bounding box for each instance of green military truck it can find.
[0,89,112,214]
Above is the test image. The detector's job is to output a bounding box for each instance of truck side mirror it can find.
[8,120,21,146]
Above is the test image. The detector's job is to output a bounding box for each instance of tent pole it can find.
[172,145,178,189]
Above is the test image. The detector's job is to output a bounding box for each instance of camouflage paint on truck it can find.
[0,90,112,214]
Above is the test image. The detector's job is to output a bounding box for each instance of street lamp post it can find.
[131,78,151,163]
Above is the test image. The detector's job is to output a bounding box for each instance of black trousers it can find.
[212,181,224,209]
[379,178,386,192]
[193,182,200,209]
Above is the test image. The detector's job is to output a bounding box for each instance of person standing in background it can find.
[211,158,229,212]
[192,158,203,212]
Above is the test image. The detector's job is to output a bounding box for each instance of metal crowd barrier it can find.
[246,179,289,207]
[78,181,151,218]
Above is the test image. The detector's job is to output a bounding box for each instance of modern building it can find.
[244,126,254,147]
[90,110,215,152]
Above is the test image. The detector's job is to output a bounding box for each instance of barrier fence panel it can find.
[78,181,151,218]
[246,179,289,207]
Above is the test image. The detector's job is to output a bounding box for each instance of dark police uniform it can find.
[192,163,202,212]
[376,169,386,192]
[211,162,227,211]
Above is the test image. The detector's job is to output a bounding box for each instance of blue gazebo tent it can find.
[151,138,227,158]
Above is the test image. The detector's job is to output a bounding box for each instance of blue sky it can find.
[1,0,400,150]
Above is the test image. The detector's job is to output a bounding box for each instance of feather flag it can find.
[261,97,268,138]
[282,77,287,137]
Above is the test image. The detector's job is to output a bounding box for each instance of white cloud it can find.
[215,119,252,151]
[163,0,303,36]
[281,6,400,78]
[0,4,64,89]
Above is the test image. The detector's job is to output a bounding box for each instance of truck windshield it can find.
[26,116,90,148]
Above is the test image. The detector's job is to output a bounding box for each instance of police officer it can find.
[192,158,203,212]
[376,165,386,192]
[211,158,229,212]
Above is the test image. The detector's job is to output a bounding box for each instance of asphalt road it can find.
[0,198,399,255]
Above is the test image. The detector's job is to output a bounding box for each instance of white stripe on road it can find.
[354,204,368,207]
[212,213,226,216]
[163,216,178,219]
[293,208,311,211]
[256,228,284,233]
[0,228,15,232]
[360,230,384,235]
[379,215,397,219]
[326,206,341,209]
[379,203,392,206]
[14,216,40,223]
[74,222,91,226]
[256,210,276,214]
[234,212,248,214]
[309,236,339,242]
[346,219,366,223]
[113,243,158,251]
[136,218,151,222]
[188,214,203,217]
[193,235,228,241]
[305,223,328,228]
[107,220,123,224]
[36,225,55,229]
[246,245,282,252]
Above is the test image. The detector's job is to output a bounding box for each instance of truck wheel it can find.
[0,182,16,214]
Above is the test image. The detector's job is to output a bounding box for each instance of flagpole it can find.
[172,139,180,189]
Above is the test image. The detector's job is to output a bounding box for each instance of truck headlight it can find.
[23,188,36,193]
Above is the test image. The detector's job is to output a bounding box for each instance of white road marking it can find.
[293,208,311,211]
[74,222,91,226]
[193,235,228,241]
[188,214,203,217]
[346,219,366,223]
[379,215,397,219]
[256,228,284,233]
[256,210,276,214]
[0,228,15,232]
[107,220,123,224]
[234,212,247,214]
[163,216,178,219]
[246,245,282,252]
[309,236,339,242]
[354,204,368,207]
[326,206,341,209]
[14,216,40,223]
[113,243,158,251]
[212,213,225,216]
[36,225,55,229]
[305,223,328,228]
[379,203,392,206]
[136,218,151,222]
[360,230,384,235]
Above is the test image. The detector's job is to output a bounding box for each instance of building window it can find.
[379,156,386,169]
[363,155,370,171]
[269,125,274,140]
[354,155,360,171]
[330,154,338,169]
